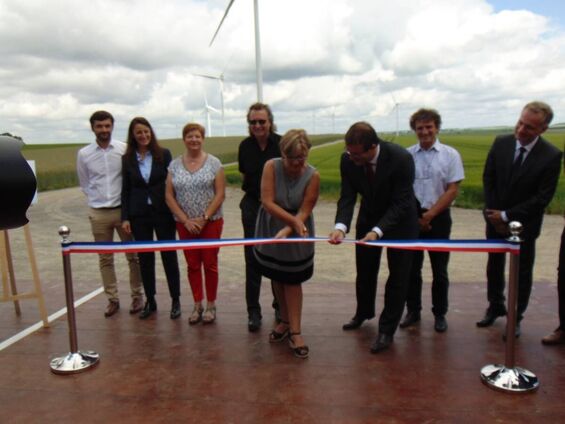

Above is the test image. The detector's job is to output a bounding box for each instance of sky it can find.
[1,0,564,144]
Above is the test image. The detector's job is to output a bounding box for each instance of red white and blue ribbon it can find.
[61,237,520,255]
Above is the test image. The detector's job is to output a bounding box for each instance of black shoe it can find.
[370,333,393,353]
[502,322,521,341]
[342,317,366,331]
[248,311,262,332]
[476,308,506,327]
[399,311,421,328]
[434,315,448,333]
[170,299,181,320]
[139,299,157,320]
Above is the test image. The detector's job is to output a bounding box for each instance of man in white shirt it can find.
[77,110,143,317]
[400,108,464,333]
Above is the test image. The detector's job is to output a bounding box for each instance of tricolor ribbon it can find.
[61,237,520,255]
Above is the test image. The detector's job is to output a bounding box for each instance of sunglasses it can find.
[248,119,267,126]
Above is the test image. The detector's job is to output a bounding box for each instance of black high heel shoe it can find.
[269,321,289,343]
[288,332,309,359]
[139,299,157,320]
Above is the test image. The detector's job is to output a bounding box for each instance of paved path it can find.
[0,185,562,339]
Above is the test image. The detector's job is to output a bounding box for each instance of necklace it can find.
[185,153,203,164]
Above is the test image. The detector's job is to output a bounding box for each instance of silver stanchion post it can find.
[480,221,539,392]
[50,226,99,374]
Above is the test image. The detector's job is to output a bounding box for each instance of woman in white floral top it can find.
[166,123,226,325]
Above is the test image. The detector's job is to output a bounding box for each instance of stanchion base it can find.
[480,364,539,393]
[50,351,100,375]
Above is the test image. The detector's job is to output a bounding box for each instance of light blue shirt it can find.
[407,139,465,210]
[136,151,153,204]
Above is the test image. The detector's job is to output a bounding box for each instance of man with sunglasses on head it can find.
[238,102,281,332]
[329,122,419,353]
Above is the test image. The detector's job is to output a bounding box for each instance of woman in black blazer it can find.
[121,117,181,319]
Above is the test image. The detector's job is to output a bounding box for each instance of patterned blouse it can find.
[168,154,223,221]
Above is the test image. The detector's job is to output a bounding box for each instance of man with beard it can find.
[77,110,143,317]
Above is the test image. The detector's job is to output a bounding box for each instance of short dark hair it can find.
[89,110,114,128]
[409,108,441,130]
[345,121,381,150]
[247,102,276,133]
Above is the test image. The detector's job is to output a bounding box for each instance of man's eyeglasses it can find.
[248,119,267,126]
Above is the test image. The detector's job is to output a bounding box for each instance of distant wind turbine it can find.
[210,0,264,102]
[194,72,226,137]
[391,94,401,138]
[204,92,220,137]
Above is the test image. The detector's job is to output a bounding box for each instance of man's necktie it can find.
[511,146,527,179]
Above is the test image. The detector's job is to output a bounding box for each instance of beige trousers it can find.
[88,207,143,302]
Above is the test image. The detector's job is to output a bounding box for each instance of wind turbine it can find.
[194,72,226,137]
[210,0,264,102]
[203,92,220,137]
[390,94,400,138]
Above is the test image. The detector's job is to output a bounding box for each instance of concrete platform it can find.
[0,187,564,423]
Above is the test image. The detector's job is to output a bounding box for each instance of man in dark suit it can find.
[542,221,565,346]
[329,122,419,353]
[478,101,562,338]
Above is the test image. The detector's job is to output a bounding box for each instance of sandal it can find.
[202,306,217,324]
[188,304,204,325]
[289,332,309,359]
[269,321,289,343]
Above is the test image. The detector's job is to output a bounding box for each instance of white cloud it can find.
[0,0,564,143]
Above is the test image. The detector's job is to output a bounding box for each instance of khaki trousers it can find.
[88,207,143,302]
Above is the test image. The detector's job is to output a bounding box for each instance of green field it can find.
[22,130,565,214]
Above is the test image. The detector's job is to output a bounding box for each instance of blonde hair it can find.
[524,101,553,125]
[279,129,311,156]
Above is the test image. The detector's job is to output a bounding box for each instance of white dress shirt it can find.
[407,139,464,210]
[77,139,126,208]
[335,145,383,237]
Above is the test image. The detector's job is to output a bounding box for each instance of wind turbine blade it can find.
[209,0,236,47]
[194,73,220,81]
[207,105,220,113]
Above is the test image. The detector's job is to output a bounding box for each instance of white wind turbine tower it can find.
[210,0,264,102]
[194,72,226,137]
[204,92,220,137]
[391,94,401,138]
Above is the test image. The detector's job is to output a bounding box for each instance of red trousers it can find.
[176,219,223,302]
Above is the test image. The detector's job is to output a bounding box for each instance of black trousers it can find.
[240,194,278,317]
[130,209,180,300]
[406,209,452,316]
[558,225,565,329]
[354,228,414,336]
[485,225,536,320]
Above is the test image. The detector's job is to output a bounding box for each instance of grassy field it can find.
[21,134,342,191]
[22,130,565,214]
